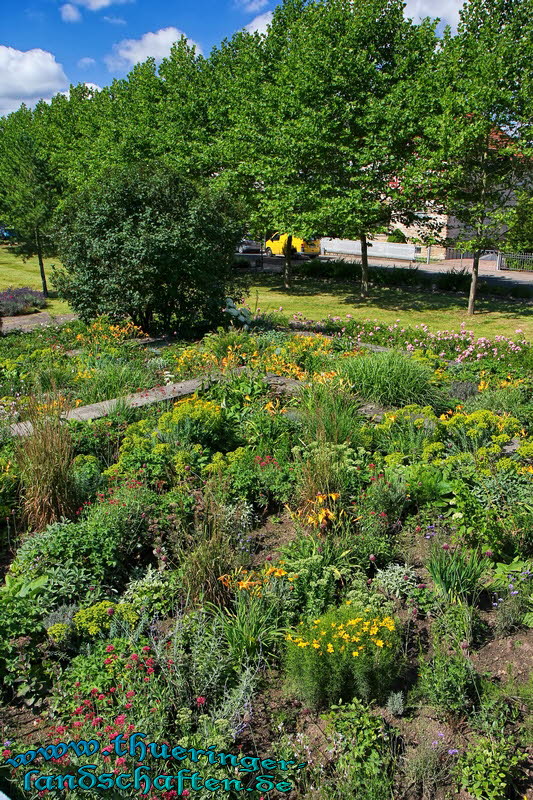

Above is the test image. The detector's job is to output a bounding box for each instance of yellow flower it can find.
[352,650,360,657]
[326,644,334,653]
[375,639,384,648]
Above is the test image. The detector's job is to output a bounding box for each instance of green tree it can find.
[223,0,437,291]
[416,0,533,314]
[53,164,246,333]
[0,106,62,296]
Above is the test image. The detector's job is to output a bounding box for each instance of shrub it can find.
[341,350,443,408]
[53,163,247,334]
[10,484,159,586]
[284,600,400,708]
[322,700,396,800]
[107,397,235,485]
[419,651,480,715]
[456,738,524,800]
[0,287,47,316]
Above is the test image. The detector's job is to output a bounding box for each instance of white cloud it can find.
[236,0,269,12]
[0,46,68,116]
[103,15,126,24]
[403,0,462,29]
[104,27,202,71]
[60,3,82,22]
[77,56,96,68]
[245,10,273,34]
[72,0,130,10]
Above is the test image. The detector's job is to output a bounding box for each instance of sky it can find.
[0,0,465,117]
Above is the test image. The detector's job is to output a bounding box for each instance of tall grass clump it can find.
[427,544,486,604]
[298,383,366,446]
[341,350,442,408]
[16,394,75,531]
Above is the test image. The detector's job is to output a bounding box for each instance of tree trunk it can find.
[283,234,293,289]
[467,250,480,315]
[360,232,369,296]
[35,228,48,297]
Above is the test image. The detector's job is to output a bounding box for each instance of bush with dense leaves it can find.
[53,164,248,333]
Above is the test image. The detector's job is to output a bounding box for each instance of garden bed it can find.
[0,317,532,800]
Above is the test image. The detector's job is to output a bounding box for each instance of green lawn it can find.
[0,248,70,315]
[249,275,533,340]
[1,248,531,340]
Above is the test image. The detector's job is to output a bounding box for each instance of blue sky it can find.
[1,0,464,116]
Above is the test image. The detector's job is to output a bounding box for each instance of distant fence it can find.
[497,251,533,272]
[321,238,416,261]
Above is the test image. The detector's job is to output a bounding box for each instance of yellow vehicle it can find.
[264,232,320,258]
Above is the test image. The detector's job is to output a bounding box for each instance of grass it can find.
[0,248,70,316]
[1,248,531,340]
[248,275,533,341]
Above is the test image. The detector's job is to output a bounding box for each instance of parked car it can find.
[264,232,320,258]
[236,236,262,254]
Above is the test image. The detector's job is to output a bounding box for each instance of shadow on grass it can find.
[254,276,533,319]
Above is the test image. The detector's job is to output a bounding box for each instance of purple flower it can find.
[510,591,519,596]
[448,749,459,756]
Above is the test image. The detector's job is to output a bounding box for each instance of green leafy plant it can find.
[456,738,524,800]
[419,650,480,715]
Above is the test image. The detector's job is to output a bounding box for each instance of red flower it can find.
[196,696,206,706]
[72,721,83,728]
[3,750,12,758]
[106,607,115,616]
[114,715,126,726]
[369,554,376,562]
[90,688,99,696]
[104,659,113,665]
[130,653,139,661]
[142,646,151,652]
[146,667,154,674]
[109,687,117,693]
[115,757,126,767]
[125,703,132,710]
[105,645,115,653]
[125,690,135,698]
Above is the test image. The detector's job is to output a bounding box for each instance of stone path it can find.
[2,312,77,334]
[9,375,213,437]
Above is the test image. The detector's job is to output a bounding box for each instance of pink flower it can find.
[125,691,135,698]
[114,715,126,726]
[196,696,206,706]
[130,653,139,661]
[106,645,115,653]
[115,757,126,767]
[106,607,115,616]
[369,554,376,562]
[442,543,450,551]
[142,646,151,652]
